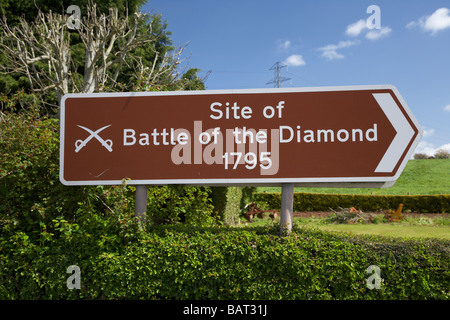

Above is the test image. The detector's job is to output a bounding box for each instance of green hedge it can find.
[211,187,242,226]
[1,221,449,300]
[0,108,216,229]
[254,192,450,213]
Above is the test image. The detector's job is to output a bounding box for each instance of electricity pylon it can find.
[266,62,291,88]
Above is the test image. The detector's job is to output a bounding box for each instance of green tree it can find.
[0,0,147,25]
[176,68,207,91]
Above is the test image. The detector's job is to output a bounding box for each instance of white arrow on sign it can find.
[373,93,415,173]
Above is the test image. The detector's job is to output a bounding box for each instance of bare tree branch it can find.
[0,3,186,110]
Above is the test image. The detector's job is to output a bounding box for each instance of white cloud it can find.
[444,104,450,112]
[414,141,450,156]
[346,19,367,37]
[321,50,344,60]
[423,127,435,137]
[276,39,291,51]
[320,16,391,61]
[282,40,291,50]
[365,26,392,40]
[414,141,437,156]
[284,54,305,67]
[346,18,391,40]
[423,8,450,34]
[405,21,417,29]
[407,7,450,35]
[318,40,359,60]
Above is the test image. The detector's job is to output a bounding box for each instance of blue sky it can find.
[143,0,450,156]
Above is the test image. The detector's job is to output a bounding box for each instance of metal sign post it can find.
[135,185,147,223]
[280,183,294,234]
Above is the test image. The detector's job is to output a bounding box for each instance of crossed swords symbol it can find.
[75,125,113,152]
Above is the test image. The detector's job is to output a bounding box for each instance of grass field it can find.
[256,159,450,195]
[245,215,450,240]
[317,223,450,240]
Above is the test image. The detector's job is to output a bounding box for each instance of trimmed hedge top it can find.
[254,192,450,213]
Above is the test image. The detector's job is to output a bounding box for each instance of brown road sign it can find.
[59,85,423,187]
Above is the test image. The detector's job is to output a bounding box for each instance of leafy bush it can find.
[435,149,450,159]
[210,187,242,226]
[0,107,216,234]
[1,222,448,299]
[148,185,215,226]
[326,207,366,224]
[0,107,86,235]
[414,151,450,160]
[414,153,429,159]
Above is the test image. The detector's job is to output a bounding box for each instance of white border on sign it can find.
[59,85,423,187]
